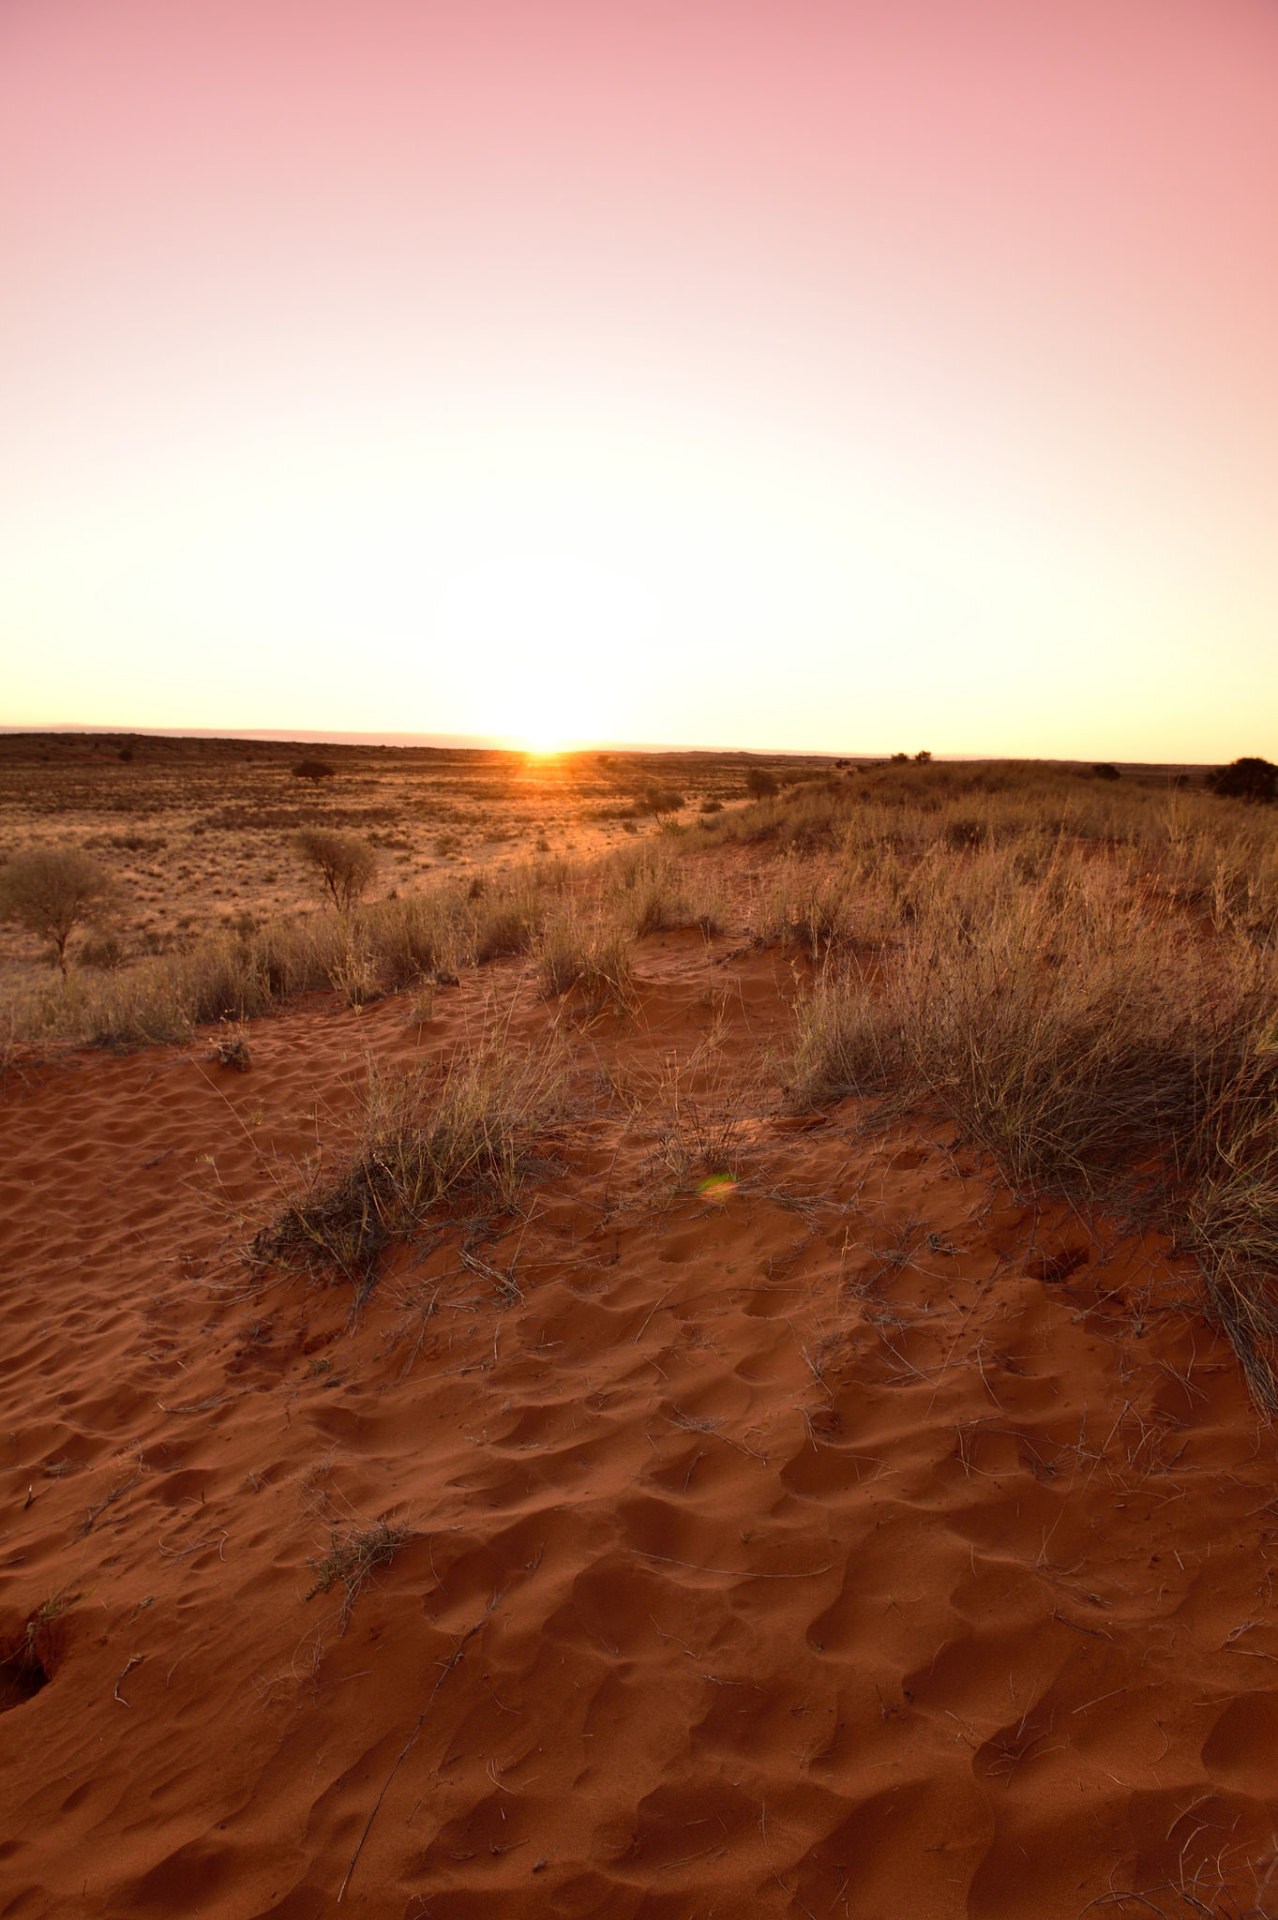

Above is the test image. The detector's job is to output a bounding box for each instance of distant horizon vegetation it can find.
[0,724,1230,770]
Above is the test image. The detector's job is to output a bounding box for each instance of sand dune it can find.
[2,936,1276,1918]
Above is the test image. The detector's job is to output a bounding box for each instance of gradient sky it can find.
[3,0,1277,759]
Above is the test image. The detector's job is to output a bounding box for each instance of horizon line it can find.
[0,724,1217,769]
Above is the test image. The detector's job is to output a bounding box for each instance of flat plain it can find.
[0,732,800,997]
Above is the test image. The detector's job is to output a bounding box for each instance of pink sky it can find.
[3,0,1276,757]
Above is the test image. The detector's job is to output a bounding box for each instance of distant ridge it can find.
[0,724,830,756]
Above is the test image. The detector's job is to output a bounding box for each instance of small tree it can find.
[745,768,779,798]
[0,847,110,975]
[1206,757,1277,804]
[914,749,933,763]
[1092,762,1121,781]
[292,760,337,784]
[294,830,378,910]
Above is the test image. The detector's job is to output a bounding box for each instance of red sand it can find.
[2,938,1276,1918]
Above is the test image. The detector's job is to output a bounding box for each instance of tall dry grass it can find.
[778,806,1278,1403]
[537,917,637,1013]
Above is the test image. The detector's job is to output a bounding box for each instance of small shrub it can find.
[294,829,378,911]
[1092,762,1121,781]
[212,1023,252,1070]
[640,788,685,819]
[784,843,1278,1405]
[633,883,682,937]
[790,965,901,1104]
[756,869,855,957]
[745,769,779,798]
[0,848,112,976]
[292,760,336,783]
[407,982,436,1024]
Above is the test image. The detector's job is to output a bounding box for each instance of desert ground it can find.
[2,746,1277,1919]
[0,734,810,1002]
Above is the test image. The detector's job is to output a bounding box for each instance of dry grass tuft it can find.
[306,1520,410,1631]
[254,1034,564,1296]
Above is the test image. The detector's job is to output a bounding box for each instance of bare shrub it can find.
[294,829,378,910]
[0,847,111,975]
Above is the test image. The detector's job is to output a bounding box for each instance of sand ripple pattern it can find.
[1,948,1276,1918]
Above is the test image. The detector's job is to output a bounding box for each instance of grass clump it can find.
[538,920,636,1013]
[606,844,725,939]
[254,1035,564,1296]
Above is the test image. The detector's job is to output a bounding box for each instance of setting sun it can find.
[429,551,658,751]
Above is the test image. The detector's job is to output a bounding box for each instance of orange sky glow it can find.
[2,0,1276,760]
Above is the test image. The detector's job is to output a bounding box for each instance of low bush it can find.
[1207,757,1277,804]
